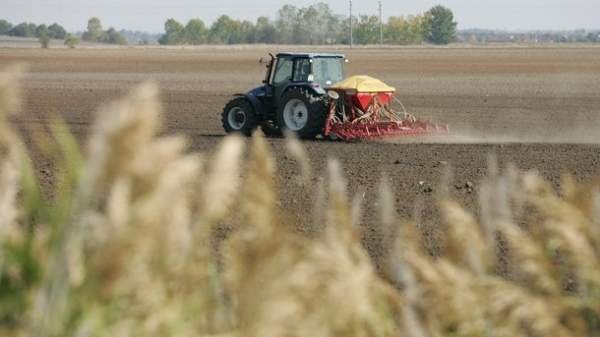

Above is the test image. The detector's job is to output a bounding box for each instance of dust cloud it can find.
[386,114,600,144]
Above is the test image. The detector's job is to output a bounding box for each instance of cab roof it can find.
[277,52,345,59]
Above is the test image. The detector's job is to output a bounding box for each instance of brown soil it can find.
[3,46,600,260]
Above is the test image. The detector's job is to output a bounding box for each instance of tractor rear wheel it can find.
[277,88,327,139]
[222,97,258,136]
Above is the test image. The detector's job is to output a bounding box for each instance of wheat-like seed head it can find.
[311,176,327,233]
[0,67,22,272]
[224,140,402,337]
[523,172,600,289]
[85,82,162,200]
[592,190,600,244]
[0,67,23,227]
[495,220,561,294]
[482,278,572,337]
[389,232,428,337]
[0,139,20,241]
[325,158,353,245]
[284,130,311,184]
[479,175,512,245]
[351,189,365,229]
[225,131,278,300]
[201,135,245,224]
[0,65,24,118]
[242,131,276,234]
[440,200,490,275]
[378,174,395,245]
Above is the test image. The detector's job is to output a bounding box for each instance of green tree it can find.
[64,35,80,48]
[209,15,247,44]
[354,15,379,44]
[239,20,255,43]
[9,22,37,37]
[323,10,344,44]
[297,5,319,44]
[426,5,457,45]
[275,5,300,44]
[337,17,351,45]
[48,23,67,39]
[386,15,428,45]
[35,24,48,38]
[254,16,277,44]
[301,3,340,44]
[184,19,208,44]
[158,18,184,45]
[82,17,103,42]
[38,32,50,48]
[0,20,12,35]
[275,3,341,45]
[102,28,127,45]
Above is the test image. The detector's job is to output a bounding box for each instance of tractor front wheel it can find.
[222,97,258,136]
[277,89,327,139]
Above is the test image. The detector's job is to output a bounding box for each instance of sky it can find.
[3,0,599,33]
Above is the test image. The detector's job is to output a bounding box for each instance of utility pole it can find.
[379,1,383,45]
[349,0,353,48]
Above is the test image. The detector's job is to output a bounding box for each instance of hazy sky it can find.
[4,0,599,33]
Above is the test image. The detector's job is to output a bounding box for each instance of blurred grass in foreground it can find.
[0,68,599,337]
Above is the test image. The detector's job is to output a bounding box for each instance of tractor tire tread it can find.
[221,97,259,136]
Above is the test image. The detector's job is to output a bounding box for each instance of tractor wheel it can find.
[222,97,259,136]
[277,88,327,139]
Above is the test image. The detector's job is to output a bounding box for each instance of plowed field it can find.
[3,45,600,258]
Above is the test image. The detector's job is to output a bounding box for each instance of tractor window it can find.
[312,57,344,88]
[292,58,311,82]
[272,57,293,85]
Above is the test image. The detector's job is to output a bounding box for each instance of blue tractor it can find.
[222,52,346,139]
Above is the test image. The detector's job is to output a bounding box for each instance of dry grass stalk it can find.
[310,176,327,232]
[284,130,312,184]
[351,189,365,228]
[0,65,24,118]
[226,137,402,337]
[440,200,490,275]
[325,159,353,244]
[31,82,223,337]
[0,71,23,227]
[201,135,245,224]
[0,67,22,240]
[396,163,600,337]
[85,83,163,200]
[523,173,600,289]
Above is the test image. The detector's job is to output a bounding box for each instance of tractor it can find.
[221,52,448,141]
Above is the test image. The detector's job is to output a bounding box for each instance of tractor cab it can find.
[263,52,346,90]
[260,53,346,113]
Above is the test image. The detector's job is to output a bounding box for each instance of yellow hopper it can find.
[330,75,396,93]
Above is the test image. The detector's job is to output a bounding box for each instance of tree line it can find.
[0,3,457,47]
[159,3,457,45]
[0,19,67,39]
[0,17,127,47]
[458,29,600,44]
